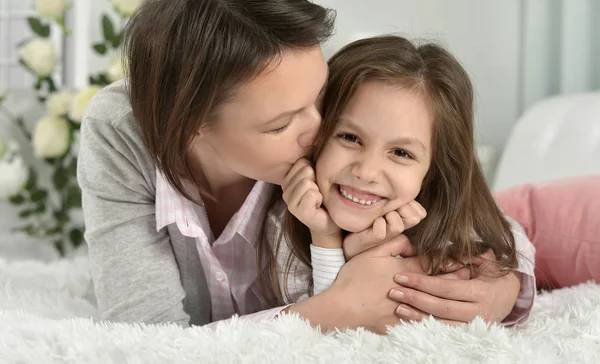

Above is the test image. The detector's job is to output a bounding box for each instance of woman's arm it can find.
[79,110,189,326]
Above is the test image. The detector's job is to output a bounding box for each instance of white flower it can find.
[46,90,74,117]
[33,116,70,158]
[69,86,102,123]
[20,38,56,77]
[107,54,126,82]
[112,0,143,17]
[0,156,29,199]
[35,0,69,19]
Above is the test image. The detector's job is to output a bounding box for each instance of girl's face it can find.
[315,81,434,232]
[195,47,328,185]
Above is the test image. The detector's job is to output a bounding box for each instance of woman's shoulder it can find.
[78,80,155,185]
[83,80,137,135]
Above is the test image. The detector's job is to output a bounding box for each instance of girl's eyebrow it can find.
[389,137,426,151]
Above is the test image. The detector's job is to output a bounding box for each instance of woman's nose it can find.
[298,107,322,147]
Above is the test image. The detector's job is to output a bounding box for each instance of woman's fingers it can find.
[389,284,481,322]
[393,273,484,302]
[395,304,467,326]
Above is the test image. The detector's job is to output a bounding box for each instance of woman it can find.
[78,0,533,333]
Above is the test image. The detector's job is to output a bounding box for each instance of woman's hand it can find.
[388,249,521,325]
[324,235,424,334]
[343,201,426,259]
[282,158,339,237]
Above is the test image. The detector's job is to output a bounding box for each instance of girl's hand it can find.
[389,249,521,325]
[282,158,339,236]
[343,201,426,259]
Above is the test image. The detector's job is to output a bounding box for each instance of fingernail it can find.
[389,289,404,300]
[396,305,411,317]
[394,275,408,284]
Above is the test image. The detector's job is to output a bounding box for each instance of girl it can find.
[280,35,535,326]
[78,0,531,333]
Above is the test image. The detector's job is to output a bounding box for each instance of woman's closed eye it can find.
[268,121,292,134]
[267,114,296,134]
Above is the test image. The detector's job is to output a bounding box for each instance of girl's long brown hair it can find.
[279,36,518,299]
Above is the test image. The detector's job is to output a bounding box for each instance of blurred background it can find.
[0,0,599,261]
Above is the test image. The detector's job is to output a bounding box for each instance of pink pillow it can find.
[494,175,600,290]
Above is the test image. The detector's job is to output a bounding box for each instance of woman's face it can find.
[315,81,433,232]
[194,47,328,186]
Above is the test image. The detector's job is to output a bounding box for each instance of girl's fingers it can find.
[283,159,309,188]
[283,165,316,204]
[287,178,319,211]
[397,202,424,230]
[384,211,405,236]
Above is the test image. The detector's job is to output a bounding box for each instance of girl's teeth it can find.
[339,186,378,205]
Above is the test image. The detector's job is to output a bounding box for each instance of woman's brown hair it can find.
[123,0,335,304]
[281,35,518,299]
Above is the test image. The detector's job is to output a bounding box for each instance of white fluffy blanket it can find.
[1,256,599,363]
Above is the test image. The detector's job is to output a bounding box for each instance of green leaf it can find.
[52,167,69,190]
[99,73,111,85]
[88,73,111,87]
[25,168,37,190]
[53,210,68,224]
[30,189,48,202]
[8,194,25,204]
[0,93,5,106]
[102,15,116,44]
[33,203,46,214]
[42,77,57,93]
[65,186,82,209]
[27,17,50,38]
[46,225,62,235]
[14,224,37,235]
[110,31,122,49]
[19,209,35,218]
[54,239,65,257]
[69,228,84,247]
[68,158,78,177]
[88,75,100,86]
[92,42,107,55]
[18,58,30,72]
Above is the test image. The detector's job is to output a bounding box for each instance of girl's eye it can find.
[393,149,413,159]
[338,133,359,143]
